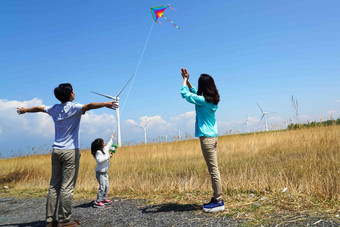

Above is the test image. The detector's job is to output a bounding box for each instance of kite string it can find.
[168,6,177,11]
[120,21,154,116]
[112,21,154,132]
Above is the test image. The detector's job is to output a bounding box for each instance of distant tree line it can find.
[287,118,340,130]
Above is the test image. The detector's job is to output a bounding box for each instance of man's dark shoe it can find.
[57,219,81,227]
[46,220,58,227]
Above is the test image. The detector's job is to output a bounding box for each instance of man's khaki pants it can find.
[200,137,223,201]
[46,149,80,223]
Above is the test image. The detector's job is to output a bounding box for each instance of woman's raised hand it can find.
[181,68,189,80]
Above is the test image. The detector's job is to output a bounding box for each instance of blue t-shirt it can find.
[180,86,218,137]
[45,102,84,149]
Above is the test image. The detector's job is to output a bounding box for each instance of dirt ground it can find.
[0,197,339,226]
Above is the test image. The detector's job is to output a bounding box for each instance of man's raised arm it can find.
[17,106,46,115]
[82,101,118,113]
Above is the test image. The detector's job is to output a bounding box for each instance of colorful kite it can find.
[150,5,180,29]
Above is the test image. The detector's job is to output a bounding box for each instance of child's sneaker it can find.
[93,201,105,208]
[102,199,112,205]
[203,197,225,212]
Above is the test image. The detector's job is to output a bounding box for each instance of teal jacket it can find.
[180,85,218,137]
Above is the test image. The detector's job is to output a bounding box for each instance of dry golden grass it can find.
[1,125,339,221]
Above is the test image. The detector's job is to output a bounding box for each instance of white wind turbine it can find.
[242,115,250,133]
[292,95,299,123]
[178,130,184,140]
[134,120,151,144]
[92,74,135,147]
[257,103,276,131]
[164,133,169,142]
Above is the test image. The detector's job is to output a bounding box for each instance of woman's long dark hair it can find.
[91,138,105,157]
[197,74,220,105]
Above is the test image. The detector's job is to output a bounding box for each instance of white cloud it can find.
[125,119,137,126]
[79,111,117,146]
[217,115,263,134]
[124,111,267,139]
[328,110,338,115]
[4,98,290,151]
[5,97,337,156]
[0,98,54,138]
[81,112,116,135]
[125,115,172,138]
[269,115,283,122]
[125,112,290,138]
[219,114,292,134]
[0,98,55,156]
[170,111,195,121]
[247,116,260,125]
[170,111,196,130]
[125,111,195,134]
[298,113,339,123]
[123,111,196,142]
[335,100,340,103]
[0,98,120,153]
[139,115,169,130]
[300,114,310,122]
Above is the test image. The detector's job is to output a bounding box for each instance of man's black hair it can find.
[54,83,73,103]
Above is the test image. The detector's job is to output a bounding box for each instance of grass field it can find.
[1,125,339,224]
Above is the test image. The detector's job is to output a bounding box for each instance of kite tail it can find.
[162,15,180,29]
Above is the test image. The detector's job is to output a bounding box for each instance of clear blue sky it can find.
[1,1,339,157]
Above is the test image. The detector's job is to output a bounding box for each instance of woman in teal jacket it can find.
[180,68,224,212]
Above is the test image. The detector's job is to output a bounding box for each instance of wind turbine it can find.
[165,133,169,142]
[178,130,183,140]
[257,103,276,131]
[134,120,151,144]
[242,115,250,133]
[229,128,234,135]
[292,95,299,123]
[92,74,135,147]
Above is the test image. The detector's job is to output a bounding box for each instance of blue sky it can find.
[1,1,339,157]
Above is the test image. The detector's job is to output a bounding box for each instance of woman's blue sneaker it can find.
[203,197,225,212]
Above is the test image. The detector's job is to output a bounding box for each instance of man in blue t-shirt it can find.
[17,83,118,227]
